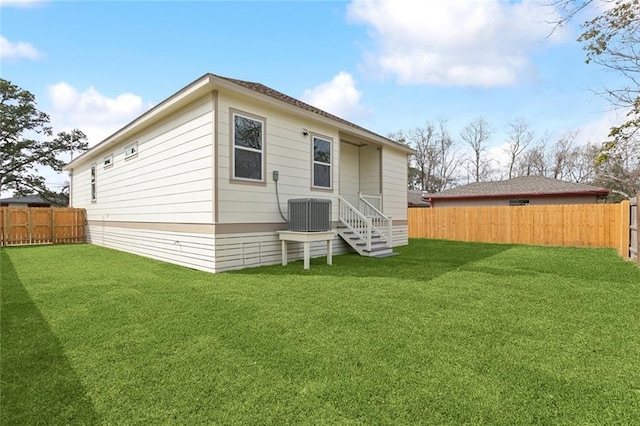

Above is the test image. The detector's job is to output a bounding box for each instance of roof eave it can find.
[426,189,611,202]
[65,73,415,171]
[64,74,216,170]
[210,75,415,154]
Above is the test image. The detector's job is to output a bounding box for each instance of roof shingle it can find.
[427,176,609,199]
[214,74,407,149]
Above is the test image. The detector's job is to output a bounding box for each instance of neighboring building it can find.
[64,73,414,273]
[426,176,610,207]
[0,195,55,207]
[408,190,430,208]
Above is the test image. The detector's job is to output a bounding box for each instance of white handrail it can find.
[358,194,393,248]
[359,192,382,211]
[338,196,371,251]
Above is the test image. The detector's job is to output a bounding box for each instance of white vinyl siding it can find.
[86,224,216,273]
[71,95,214,224]
[339,142,359,205]
[214,230,351,273]
[359,145,380,195]
[381,146,410,246]
[382,146,409,220]
[217,91,339,225]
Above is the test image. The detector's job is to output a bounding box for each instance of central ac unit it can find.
[287,198,331,232]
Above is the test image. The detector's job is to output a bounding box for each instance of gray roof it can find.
[65,73,414,170]
[427,176,610,199]
[0,195,51,204]
[408,190,430,206]
[215,74,410,151]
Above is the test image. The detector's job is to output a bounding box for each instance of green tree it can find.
[550,0,639,195]
[0,78,87,205]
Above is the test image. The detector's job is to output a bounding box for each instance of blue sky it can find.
[1,0,627,191]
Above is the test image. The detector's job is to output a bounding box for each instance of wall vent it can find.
[288,198,331,232]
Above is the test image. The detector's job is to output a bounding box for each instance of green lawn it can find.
[2,240,640,425]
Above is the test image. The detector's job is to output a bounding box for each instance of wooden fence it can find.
[409,201,634,260]
[0,207,86,246]
[630,198,638,263]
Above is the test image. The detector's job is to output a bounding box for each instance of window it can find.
[103,154,113,168]
[90,163,97,202]
[232,112,264,181]
[312,136,332,189]
[509,199,530,206]
[124,142,138,159]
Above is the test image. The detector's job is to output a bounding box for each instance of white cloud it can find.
[0,0,45,7]
[347,0,566,87]
[486,142,512,179]
[47,82,152,147]
[576,108,627,145]
[0,35,41,60]
[300,71,369,121]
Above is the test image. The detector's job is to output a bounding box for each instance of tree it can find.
[0,78,87,204]
[505,119,534,179]
[407,123,439,191]
[550,131,579,180]
[460,117,493,182]
[434,118,463,191]
[549,0,640,194]
[593,137,640,198]
[571,142,599,183]
[516,137,550,177]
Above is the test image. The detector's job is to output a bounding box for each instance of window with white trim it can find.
[232,112,264,181]
[312,136,332,189]
[124,142,138,159]
[103,153,113,168]
[90,163,97,202]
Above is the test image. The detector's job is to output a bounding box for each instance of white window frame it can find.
[311,135,332,190]
[103,153,114,168]
[231,111,265,183]
[90,163,97,202]
[124,142,138,160]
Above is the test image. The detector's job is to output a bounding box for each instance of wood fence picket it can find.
[409,202,632,259]
[630,198,638,264]
[0,207,86,246]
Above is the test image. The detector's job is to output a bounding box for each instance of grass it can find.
[1,239,640,425]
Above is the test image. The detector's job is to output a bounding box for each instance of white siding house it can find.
[65,74,414,273]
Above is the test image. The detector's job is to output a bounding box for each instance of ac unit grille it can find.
[288,198,331,232]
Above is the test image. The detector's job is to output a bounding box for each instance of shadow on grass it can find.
[229,239,516,281]
[0,250,100,424]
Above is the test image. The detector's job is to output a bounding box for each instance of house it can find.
[0,195,56,207]
[408,190,430,208]
[64,73,415,273]
[425,176,610,207]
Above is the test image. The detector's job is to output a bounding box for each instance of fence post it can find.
[636,201,640,266]
[619,200,630,259]
[0,208,4,247]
